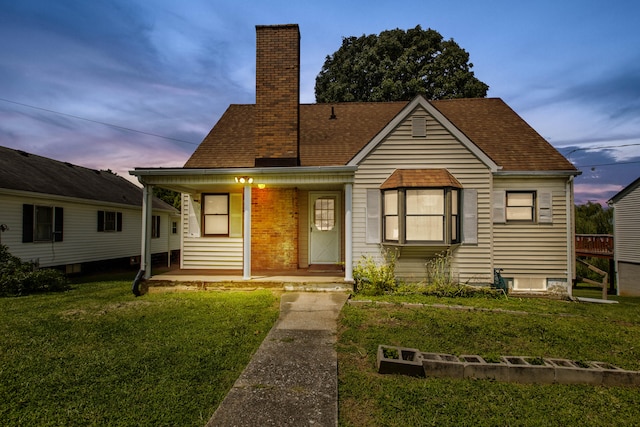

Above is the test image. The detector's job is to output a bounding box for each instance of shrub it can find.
[0,244,69,296]
[425,250,456,287]
[353,248,399,296]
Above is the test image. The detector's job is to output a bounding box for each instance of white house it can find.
[0,146,179,274]
[609,177,640,296]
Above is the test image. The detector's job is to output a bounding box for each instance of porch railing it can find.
[575,234,614,258]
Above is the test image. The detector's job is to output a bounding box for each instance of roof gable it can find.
[609,176,640,204]
[0,146,174,210]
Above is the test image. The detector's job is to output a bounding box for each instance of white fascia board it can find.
[494,170,582,178]
[130,165,357,186]
[347,95,500,172]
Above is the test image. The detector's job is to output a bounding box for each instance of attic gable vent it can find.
[412,116,426,137]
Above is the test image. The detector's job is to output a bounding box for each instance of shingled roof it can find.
[0,146,174,211]
[184,97,577,173]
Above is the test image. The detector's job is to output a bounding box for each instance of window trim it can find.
[22,204,63,243]
[151,215,161,239]
[97,210,123,232]
[382,187,460,245]
[506,191,536,222]
[202,193,230,237]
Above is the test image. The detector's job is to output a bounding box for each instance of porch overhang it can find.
[130,165,357,192]
[130,165,357,284]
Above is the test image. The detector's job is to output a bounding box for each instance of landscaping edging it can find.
[376,345,640,387]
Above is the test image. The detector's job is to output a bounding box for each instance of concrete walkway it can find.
[206,292,349,427]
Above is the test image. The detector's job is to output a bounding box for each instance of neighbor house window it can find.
[506,191,535,221]
[172,221,178,234]
[97,211,122,232]
[203,194,229,236]
[383,188,459,244]
[152,215,161,238]
[22,204,63,243]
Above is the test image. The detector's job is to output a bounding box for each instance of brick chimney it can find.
[254,24,300,167]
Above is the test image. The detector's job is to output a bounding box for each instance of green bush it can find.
[353,248,399,296]
[0,244,69,296]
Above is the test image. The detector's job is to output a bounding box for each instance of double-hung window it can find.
[203,194,229,236]
[506,191,535,221]
[22,204,63,243]
[97,211,122,232]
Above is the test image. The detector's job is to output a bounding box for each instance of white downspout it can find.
[344,183,353,282]
[243,184,252,280]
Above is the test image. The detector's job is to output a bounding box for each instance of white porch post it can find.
[141,184,153,279]
[344,183,353,282]
[243,184,252,280]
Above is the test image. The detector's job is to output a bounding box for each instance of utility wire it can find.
[0,96,200,146]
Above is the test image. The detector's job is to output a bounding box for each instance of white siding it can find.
[0,191,175,268]
[612,182,640,295]
[492,177,570,291]
[353,106,493,284]
[613,184,640,264]
[180,192,243,269]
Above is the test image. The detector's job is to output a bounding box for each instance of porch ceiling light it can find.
[234,176,253,184]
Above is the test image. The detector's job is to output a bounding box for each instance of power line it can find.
[0,96,200,146]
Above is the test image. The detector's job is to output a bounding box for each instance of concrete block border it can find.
[376,345,640,387]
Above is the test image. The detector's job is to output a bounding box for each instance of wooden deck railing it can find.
[575,234,614,258]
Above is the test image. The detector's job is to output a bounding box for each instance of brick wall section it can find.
[251,188,299,270]
[255,24,300,163]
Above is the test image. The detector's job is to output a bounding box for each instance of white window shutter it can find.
[187,195,201,237]
[538,190,553,224]
[462,189,478,244]
[492,190,506,223]
[229,193,243,237]
[366,189,381,244]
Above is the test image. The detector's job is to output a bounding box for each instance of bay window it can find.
[383,187,460,244]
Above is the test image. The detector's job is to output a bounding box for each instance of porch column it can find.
[243,184,252,280]
[344,183,353,282]
[141,184,153,279]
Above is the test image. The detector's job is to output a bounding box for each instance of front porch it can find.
[131,165,358,285]
[146,267,351,292]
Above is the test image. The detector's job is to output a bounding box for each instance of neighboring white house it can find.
[131,24,581,294]
[0,145,180,273]
[608,177,640,296]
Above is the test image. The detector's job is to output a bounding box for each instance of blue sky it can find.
[1,0,639,205]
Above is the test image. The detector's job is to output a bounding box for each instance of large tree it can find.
[315,25,489,103]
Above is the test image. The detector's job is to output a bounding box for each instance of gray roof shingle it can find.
[0,146,175,211]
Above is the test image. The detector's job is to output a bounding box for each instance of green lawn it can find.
[0,280,279,426]
[5,278,639,426]
[338,293,640,426]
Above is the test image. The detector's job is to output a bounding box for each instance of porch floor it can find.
[147,267,351,292]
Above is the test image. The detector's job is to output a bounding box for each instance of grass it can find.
[0,280,279,426]
[5,276,639,426]
[337,292,640,426]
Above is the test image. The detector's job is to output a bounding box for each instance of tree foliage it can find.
[315,25,489,103]
[575,202,613,235]
[153,188,181,210]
